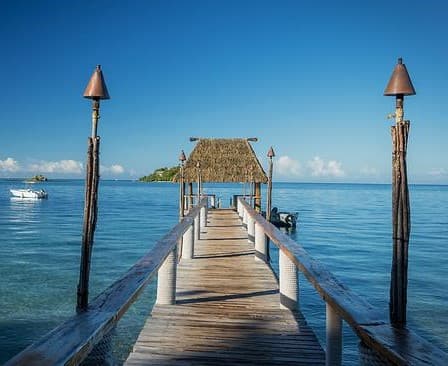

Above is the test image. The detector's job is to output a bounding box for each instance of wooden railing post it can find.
[182,224,194,259]
[242,206,248,227]
[156,247,177,305]
[247,214,255,245]
[237,199,243,219]
[254,222,268,262]
[326,303,342,366]
[194,214,200,241]
[200,206,207,228]
[279,251,298,310]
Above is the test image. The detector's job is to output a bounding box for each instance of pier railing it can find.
[237,197,447,366]
[5,198,209,366]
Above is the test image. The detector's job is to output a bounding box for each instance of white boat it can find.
[10,189,48,199]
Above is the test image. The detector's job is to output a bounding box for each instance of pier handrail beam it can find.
[5,198,208,366]
[238,197,447,366]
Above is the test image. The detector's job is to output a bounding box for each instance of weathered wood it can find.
[188,182,193,208]
[126,209,325,365]
[359,323,448,366]
[239,198,448,365]
[77,136,100,312]
[267,155,273,221]
[254,182,261,212]
[390,120,411,326]
[6,200,208,366]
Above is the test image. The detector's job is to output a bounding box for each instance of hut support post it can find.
[182,224,194,259]
[279,250,298,310]
[254,182,261,212]
[77,100,101,312]
[156,247,177,305]
[390,95,411,326]
[254,222,267,262]
[188,183,193,208]
[326,303,342,366]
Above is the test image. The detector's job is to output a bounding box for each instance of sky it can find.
[0,0,447,183]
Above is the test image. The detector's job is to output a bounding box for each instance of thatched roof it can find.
[179,138,268,183]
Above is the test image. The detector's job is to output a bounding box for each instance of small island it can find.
[27,174,48,182]
[139,166,179,182]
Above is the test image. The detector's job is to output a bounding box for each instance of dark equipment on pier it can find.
[384,57,416,326]
[77,65,110,312]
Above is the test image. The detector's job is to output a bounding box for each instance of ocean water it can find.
[0,180,446,364]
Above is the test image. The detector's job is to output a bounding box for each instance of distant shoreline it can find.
[0,178,446,186]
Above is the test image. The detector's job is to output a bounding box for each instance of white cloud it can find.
[0,157,20,172]
[308,156,345,177]
[276,156,302,177]
[428,168,447,177]
[28,160,83,174]
[101,164,125,175]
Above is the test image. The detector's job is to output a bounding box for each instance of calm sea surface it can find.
[0,180,447,364]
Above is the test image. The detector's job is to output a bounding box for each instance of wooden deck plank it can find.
[125,209,325,366]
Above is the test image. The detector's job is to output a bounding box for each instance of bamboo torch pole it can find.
[384,58,415,326]
[266,147,275,222]
[179,150,186,219]
[77,65,109,312]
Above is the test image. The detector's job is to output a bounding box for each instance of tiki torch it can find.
[77,65,110,312]
[384,57,416,326]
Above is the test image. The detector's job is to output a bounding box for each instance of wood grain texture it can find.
[126,209,325,366]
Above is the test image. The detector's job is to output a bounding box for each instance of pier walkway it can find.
[125,209,325,365]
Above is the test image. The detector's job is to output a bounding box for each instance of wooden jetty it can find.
[125,208,325,365]
[6,138,448,366]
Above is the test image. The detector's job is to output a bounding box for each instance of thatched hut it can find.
[177,138,268,211]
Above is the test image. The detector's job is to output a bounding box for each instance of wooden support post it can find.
[194,214,200,241]
[254,222,267,262]
[181,224,194,259]
[326,303,343,366]
[279,250,298,310]
[77,136,100,312]
[267,151,274,221]
[179,174,185,219]
[254,182,261,212]
[188,183,193,208]
[390,96,411,327]
[247,214,255,245]
[156,247,177,305]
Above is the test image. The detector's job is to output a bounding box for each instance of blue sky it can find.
[0,0,447,183]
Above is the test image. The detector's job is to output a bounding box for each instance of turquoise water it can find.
[0,180,447,364]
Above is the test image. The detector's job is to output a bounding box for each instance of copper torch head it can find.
[83,65,110,100]
[384,58,416,96]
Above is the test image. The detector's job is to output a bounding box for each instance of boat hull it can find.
[10,189,48,199]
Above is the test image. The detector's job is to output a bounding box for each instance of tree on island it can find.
[29,174,48,182]
[139,166,179,182]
